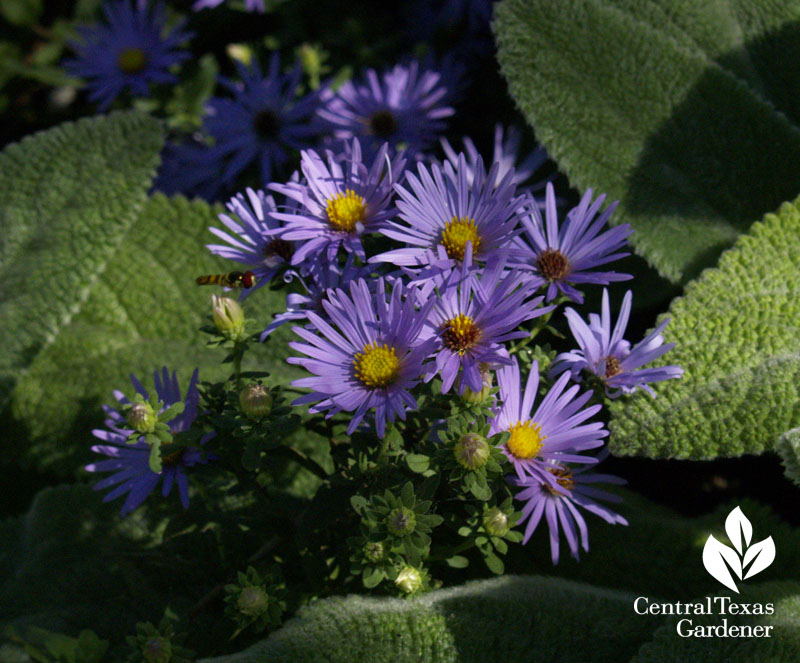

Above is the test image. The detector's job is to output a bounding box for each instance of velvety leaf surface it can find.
[0,111,163,409]
[0,485,165,641]
[201,575,659,663]
[3,192,300,476]
[632,582,800,662]
[494,0,800,283]
[608,196,800,458]
[777,428,800,489]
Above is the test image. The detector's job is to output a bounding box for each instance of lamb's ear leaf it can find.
[2,191,300,476]
[200,575,659,663]
[494,0,800,283]
[0,111,163,412]
[609,196,800,459]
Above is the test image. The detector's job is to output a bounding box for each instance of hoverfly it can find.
[195,270,257,289]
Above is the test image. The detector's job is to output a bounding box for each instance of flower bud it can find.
[461,363,493,405]
[127,402,157,434]
[363,541,385,563]
[142,637,172,663]
[237,586,270,617]
[454,433,490,470]
[483,507,510,537]
[394,566,422,594]
[386,507,416,537]
[239,382,272,418]
[211,295,245,339]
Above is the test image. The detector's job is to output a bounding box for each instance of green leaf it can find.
[2,191,301,476]
[0,485,166,641]
[0,111,162,411]
[777,428,800,488]
[631,582,800,662]
[445,555,468,569]
[494,0,800,283]
[609,196,800,458]
[0,0,43,25]
[405,453,430,474]
[166,54,219,130]
[202,575,659,663]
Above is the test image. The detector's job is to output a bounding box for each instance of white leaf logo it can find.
[702,507,775,592]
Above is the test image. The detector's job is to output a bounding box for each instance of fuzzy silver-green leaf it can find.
[494,0,800,283]
[609,196,800,458]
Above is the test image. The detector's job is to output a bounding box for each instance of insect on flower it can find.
[196,271,257,288]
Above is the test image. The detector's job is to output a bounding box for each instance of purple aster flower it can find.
[260,255,374,339]
[489,357,606,484]
[288,278,434,437]
[371,153,523,277]
[440,124,550,197]
[510,183,633,303]
[204,54,324,188]
[269,138,406,264]
[206,187,295,297]
[422,254,550,393]
[85,368,214,516]
[193,0,265,11]
[64,0,192,111]
[317,62,454,158]
[551,289,684,398]
[509,457,627,563]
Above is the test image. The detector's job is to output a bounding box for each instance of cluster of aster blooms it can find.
[63,0,504,202]
[86,125,683,582]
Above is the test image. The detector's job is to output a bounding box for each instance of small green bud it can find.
[211,295,246,339]
[386,507,416,537]
[461,363,493,404]
[142,637,171,663]
[237,586,270,617]
[483,507,510,537]
[363,541,385,563]
[127,402,157,434]
[454,433,490,470]
[239,382,272,418]
[394,566,422,594]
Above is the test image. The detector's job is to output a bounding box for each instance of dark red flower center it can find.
[369,110,398,138]
[253,109,280,140]
[263,238,293,263]
[536,248,571,281]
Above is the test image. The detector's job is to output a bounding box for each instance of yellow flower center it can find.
[440,216,481,261]
[506,420,546,459]
[326,189,366,232]
[441,313,481,354]
[353,343,400,388]
[117,47,148,74]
